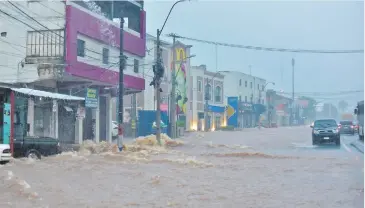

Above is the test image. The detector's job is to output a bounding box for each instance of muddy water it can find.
[0,128,363,208]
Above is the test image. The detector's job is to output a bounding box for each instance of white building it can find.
[221,71,267,127]
[190,65,225,131]
[0,1,146,143]
[142,34,174,111]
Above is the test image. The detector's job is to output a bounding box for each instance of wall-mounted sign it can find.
[85,88,98,108]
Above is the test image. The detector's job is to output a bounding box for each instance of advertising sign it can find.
[3,103,11,144]
[85,88,98,108]
[227,97,238,127]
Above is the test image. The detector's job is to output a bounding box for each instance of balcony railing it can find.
[26,29,64,58]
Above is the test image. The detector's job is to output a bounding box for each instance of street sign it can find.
[85,88,98,108]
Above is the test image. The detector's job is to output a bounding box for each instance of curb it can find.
[350,142,364,154]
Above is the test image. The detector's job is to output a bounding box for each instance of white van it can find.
[0,144,11,164]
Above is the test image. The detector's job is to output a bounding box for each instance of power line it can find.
[2,3,118,58]
[171,34,364,54]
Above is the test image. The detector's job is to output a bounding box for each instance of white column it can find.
[27,98,34,136]
[106,93,112,143]
[52,100,58,139]
[75,105,84,144]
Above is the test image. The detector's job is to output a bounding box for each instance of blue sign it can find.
[85,88,99,108]
[207,104,226,113]
[227,97,238,127]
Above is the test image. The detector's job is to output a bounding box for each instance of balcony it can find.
[24,29,65,81]
[25,29,64,62]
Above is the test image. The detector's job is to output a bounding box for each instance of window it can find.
[239,95,242,101]
[250,82,252,88]
[245,96,247,102]
[133,59,139,73]
[239,79,242,86]
[77,39,85,57]
[257,84,260,90]
[102,48,109,64]
[205,84,212,100]
[215,86,221,102]
[215,86,222,102]
[245,81,247,87]
[197,80,202,92]
[250,95,253,103]
[262,85,264,91]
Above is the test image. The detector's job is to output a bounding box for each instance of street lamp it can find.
[155,0,188,144]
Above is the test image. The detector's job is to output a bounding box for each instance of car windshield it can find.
[340,121,353,125]
[314,120,337,128]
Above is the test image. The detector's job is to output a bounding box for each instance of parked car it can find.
[339,120,355,135]
[13,136,61,160]
[0,144,11,164]
[310,119,340,145]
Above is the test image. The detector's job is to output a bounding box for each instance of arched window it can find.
[205,84,212,100]
[215,86,221,102]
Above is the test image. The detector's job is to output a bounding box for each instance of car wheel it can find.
[312,138,318,145]
[0,161,9,165]
[335,138,341,146]
[26,149,41,160]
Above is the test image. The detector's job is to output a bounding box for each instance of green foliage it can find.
[298,96,317,120]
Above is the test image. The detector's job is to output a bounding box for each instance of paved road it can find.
[0,126,363,208]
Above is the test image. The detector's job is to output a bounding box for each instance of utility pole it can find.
[153,0,188,143]
[204,83,209,131]
[117,18,125,151]
[170,35,176,139]
[155,29,163,145]
[291,58,295,126]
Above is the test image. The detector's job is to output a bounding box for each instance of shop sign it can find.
[85,88,98,108]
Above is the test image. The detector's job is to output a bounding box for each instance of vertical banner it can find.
[3,103,11,144]
[227,97,238,127]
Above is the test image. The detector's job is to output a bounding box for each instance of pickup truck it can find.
[13,136,61,160]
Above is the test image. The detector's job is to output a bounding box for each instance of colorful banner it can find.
[227,97,238,127]
[174,46,188,115]
[3,103,11,144]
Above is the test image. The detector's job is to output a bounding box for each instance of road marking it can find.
[341,141,352,153]
[350,143,364,154]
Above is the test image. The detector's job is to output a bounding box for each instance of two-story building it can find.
[190,65,225,131]
[0,1,146,144]
[221,71,267,127]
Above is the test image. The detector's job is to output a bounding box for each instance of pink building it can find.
[0,1,146,144]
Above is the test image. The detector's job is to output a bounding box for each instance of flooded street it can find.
[0,127,363,208]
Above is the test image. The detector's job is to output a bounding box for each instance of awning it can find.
[11,88,84,101]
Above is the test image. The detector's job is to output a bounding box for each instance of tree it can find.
[298,96,317,120]
[338,100,348,112]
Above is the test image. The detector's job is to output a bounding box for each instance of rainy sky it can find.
[144,1,364,106]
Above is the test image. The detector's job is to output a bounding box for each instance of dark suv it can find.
[339,120,355,135]
[311,119,340,145]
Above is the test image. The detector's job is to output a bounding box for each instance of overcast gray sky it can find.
[144,1,364,106]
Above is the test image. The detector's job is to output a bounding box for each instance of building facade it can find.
[221,71,267,127]
[190,65,225,131]
[0,1,146,143]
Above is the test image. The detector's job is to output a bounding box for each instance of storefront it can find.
[239,102,253,128]
[206,104,225,130]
